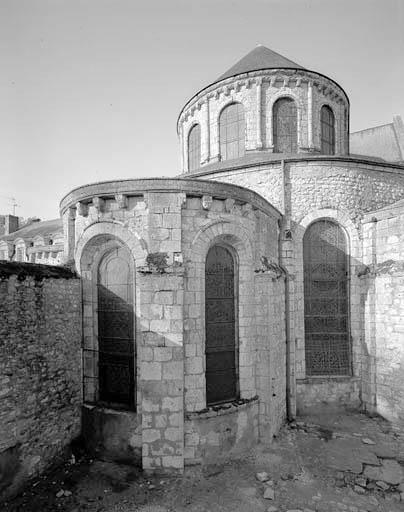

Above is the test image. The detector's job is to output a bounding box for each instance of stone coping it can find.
[185,396,259,421]
[183,154,404,179]
[0,261,78,280]
[60,178,281,219]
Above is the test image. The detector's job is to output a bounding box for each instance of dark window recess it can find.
[321,105,335,155]
[188,124,201,171]
[303,220,350,376]
[219,103,245,161]
[97,247,135,408]
[205,245,238,405]
[273,97,298,153]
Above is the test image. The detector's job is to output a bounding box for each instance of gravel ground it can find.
[3,409,404,512]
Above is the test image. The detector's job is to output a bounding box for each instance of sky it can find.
[1,0,403,220]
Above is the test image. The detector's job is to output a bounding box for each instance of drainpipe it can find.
[279,158,295,422]
[284,265,293,421]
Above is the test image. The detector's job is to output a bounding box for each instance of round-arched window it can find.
[273,97,298,153]
[188,124,201,171]
[219,103,245,161]
[321,105,335,155]
[303,219,350,376]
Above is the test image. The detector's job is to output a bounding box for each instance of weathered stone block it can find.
[142,362,162,380]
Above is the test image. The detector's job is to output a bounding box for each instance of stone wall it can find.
[350,116,404,163]
[0,262,81,499]
[178,68,349,172]
[361,201,404,432]
[184,399,259,466]
[61,178,285,472]
[187,156,404,414]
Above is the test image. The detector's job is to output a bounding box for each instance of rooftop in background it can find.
[350,116,404,164]
[216,45,305,82]
[0,218,62,242]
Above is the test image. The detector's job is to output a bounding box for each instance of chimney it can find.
[5,215,19,235]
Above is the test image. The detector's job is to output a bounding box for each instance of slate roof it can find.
[0,218,62,242]
[216,45,305,82]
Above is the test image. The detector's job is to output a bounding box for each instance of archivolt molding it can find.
[296,208,361,261]
[267,88,304,113]
[75,220,147,274]
[190,220,254,264]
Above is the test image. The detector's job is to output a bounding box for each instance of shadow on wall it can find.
[294,218,376,415]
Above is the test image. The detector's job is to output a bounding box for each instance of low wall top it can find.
[0,261,78,280]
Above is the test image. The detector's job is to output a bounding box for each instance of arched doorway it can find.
[97,245,135,407]
[205,245,238,405]
[303,220,350,376]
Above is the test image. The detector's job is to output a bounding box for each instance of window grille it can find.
[321,105,335,155]
[205,245,238,405]
[97,247,135,408]
[273,97,298,153]
[303,220,350,376]
[188,124,201,171]
[219,103,245,161]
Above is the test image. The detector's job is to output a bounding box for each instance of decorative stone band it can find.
[184,153,404,178]
[60,178,282,220]
[358,260,404,278]
[177,68,349,132]
[255,256,287,279]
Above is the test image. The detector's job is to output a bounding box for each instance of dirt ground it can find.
[3,409,404,512]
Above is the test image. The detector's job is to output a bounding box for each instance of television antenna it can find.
[0,196,20,215]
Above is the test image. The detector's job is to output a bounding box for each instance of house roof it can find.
[0,218,62,242]
[216,45,305,82]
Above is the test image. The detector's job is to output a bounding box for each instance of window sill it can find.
[297,376,359,384]
[186,395,258,420]
[83,402,137,415]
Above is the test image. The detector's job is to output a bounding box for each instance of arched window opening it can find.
[321,105,335,155]
[273,97,298,153]
[188,124,201,171]
[205,245,238,405]
[303,220,350,376]
[97,246,135,408]
[219,103,245,161]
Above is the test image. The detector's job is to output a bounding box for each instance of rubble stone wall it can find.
[361,202,404,432]
[188,157,404,413]
[0,262,81,499]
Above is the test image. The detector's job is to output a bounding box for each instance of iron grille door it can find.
[205,245,237,405]
[303,220,350,376]
[97,247,134,407]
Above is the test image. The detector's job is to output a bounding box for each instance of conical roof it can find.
[217,45,305,82]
